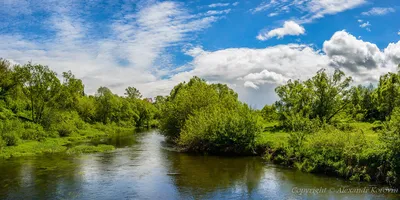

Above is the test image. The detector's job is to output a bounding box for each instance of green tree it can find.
[275,69,352,129]
[375,72,400,120]
[125,86,142,99]
[57,71,84,110]
[16,63,61,123]
[95,86,117,124]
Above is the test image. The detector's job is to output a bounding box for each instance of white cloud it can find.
[269,12,279,17]
[209,3,230,8]
[252,0,366,23]
[384,41,400,65]
[241,69,289,89]
[359,21,371,31]
[306,0,366,20]
[362,7,395,16]
[0,1,220,96]
[251,0,279,14]
[206,9,231,15]
[360,22,371,28]
[232,2,239,6]
[257,21,305,41]
[244,81,259,89]
[112,1,219,70]
[323,30,385,72]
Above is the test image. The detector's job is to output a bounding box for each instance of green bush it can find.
[41,110,82,137]
[0,136,6,149]
[180,104,262,154]
[21,122,47,140]
[160,77,262,154]
[2,132,20,146]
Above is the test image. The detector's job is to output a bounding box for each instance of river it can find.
[0,130,398,200]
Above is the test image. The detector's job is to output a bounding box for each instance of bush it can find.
[41,110,82,137]
[21,122,47,140]
[2,132,20,146]
[160,77,262,154]
[0,136,6,149]
[179,104,262,154]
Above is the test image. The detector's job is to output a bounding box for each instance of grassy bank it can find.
[255,121,397,186]
[0,123,134,159]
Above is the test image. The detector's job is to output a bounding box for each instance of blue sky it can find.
[1,0,400,108]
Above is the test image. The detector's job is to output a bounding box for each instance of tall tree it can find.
[275,69,352,127]
[16,63,61,123]
[125,86,142,99]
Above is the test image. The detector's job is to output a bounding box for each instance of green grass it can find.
[255,121,288,150]
[255,120,395,185]
[0,123,134,159]
[66,144,115,154]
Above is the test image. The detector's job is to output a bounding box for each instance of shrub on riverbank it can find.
[180,104,262,154]
[160,77,262,154]
[257,121,399,187]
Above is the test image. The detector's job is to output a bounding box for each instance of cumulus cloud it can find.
[384,41,400,65]
[244,81,259,89]
[240,70,289,89]
[323,30,384,72]
[177,44,330,106]
[362,7,395,16]
[257,21,305,41]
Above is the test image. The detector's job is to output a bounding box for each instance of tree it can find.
[95,87,118,124]
[125,86,142,99]
[16,63,61,123]
[275,69,352,129]
[375,72,400,120]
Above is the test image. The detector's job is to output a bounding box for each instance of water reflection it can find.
[162,151,265,199]
[0,130,398,200]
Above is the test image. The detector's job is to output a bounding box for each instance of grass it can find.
[0,123,134,159]
[255,120,396,185]
[255,121,288,150]
[66,144,115,154]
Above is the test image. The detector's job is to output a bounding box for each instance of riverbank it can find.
[0,123,134,159]
[255,121,397,187]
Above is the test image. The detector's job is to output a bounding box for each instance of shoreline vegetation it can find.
[0,58,399,188]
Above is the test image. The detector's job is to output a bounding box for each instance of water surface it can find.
[0,130,398,199]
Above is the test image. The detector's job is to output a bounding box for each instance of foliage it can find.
[66,144,115,154]
[160,77,261,154]
[275,69,352,130]
[180,104,262,154]
[125,86,142,99]
[0,59,157,158]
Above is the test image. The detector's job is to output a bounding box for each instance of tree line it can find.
[0,59,160,147]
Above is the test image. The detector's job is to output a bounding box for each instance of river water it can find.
[0,130,398,200]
